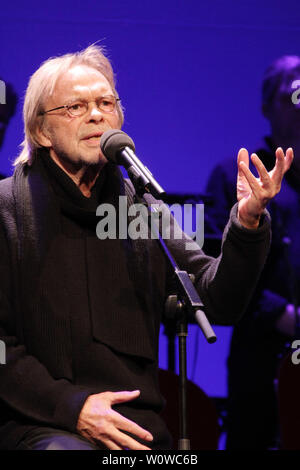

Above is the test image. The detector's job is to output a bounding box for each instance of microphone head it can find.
[100,129,135,163]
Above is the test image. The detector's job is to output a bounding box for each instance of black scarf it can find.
[12,151,162,380]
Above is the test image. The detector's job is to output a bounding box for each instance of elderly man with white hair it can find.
[0,45,293,450]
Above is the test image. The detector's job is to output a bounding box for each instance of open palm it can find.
[237,147,294,229]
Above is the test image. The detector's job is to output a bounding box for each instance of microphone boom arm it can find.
[121,146,166,200]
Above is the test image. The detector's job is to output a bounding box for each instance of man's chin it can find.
[79,152,107,167]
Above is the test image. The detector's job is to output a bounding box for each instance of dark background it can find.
[1,0,299,405]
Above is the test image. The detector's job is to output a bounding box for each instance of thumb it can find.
[237,148,249,172]
[110,390,141,405]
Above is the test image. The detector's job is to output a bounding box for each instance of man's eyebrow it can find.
[64,95,85,103]
[64,94,113,103]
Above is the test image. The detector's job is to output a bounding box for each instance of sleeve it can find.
[166,202,272,325]
[204,161,289,327]
[0,222,92,433]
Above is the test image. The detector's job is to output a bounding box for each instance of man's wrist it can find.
[237,212,261,229]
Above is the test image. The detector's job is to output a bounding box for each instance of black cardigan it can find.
[0,151,271,449]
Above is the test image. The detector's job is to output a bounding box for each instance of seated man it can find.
[0,45,293,450]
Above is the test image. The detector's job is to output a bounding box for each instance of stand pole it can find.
[129,181,217,450]
[177,318,190,450]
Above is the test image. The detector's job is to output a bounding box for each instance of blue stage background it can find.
[1,0,300,401]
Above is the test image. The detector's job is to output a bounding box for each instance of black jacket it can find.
[0,151,271,449]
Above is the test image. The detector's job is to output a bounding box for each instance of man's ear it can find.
[35,122,52,148]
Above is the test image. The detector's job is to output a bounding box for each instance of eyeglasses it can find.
[40,95,120,117]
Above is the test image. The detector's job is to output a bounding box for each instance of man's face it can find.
[39,65,121,169]
[265,79,300,142]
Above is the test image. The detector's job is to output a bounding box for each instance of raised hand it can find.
[236,147,294,229]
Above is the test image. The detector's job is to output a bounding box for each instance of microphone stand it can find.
[127,167,217,450]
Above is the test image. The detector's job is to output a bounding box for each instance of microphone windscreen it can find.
[100,129,135,163]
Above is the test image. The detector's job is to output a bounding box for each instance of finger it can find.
[112,410,153,442]
[110,390,141,405]
[270,147,285,185]
[238,160,261,197]
[272,147,293,185]
[237,148,249,168]
[284,147,294,171]
[237,149,251,192]
[250,153,271,186]
[237,148,249,182]
[113,429,152,450]
[275,146,285,166]
[100,438,123,450]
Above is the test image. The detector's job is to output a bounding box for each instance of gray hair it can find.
[14,44,124,166]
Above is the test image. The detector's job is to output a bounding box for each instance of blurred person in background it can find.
[205,56,300,449]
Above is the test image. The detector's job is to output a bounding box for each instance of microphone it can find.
[100,129,165,200]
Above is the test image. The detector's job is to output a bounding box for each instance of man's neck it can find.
[49,151,105,197]
[75,166,102,198]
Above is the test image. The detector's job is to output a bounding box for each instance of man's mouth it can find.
[82,132,103,140]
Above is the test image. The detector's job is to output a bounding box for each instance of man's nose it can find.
[87,104,104,121]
